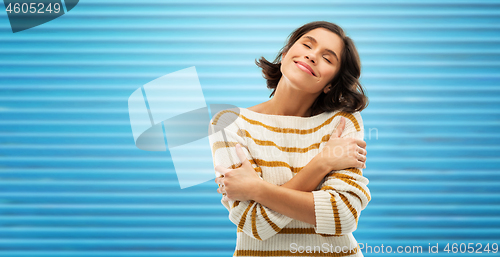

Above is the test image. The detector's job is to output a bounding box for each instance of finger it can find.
[355,146,366,159]
[354,149,366,162]
[357,146,367,156]
[356,160,366,169]
[214,165,229,176]
[235,143,249,166]
[332,117,346,138]
[215,177,225,186]
[355,139,366,149]
[217,187,225,194]
[357,153,366,162]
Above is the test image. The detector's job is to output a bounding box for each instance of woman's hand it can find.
[214,143,263,202]
[315,117,367,172]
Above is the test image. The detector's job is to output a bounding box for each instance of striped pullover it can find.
[208,107,370,257]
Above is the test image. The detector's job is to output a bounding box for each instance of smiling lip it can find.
[294,61,316,76]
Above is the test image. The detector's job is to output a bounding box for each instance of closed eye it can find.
[303,44,332,64]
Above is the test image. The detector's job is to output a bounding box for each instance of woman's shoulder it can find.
[210,107,242,128]
[246,103,265,113]
[325,110,364,133]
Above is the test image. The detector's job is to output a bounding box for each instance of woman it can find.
[208,21,370,257]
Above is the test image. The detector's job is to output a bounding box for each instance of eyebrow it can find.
[303,35,339,62]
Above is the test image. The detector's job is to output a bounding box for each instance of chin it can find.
[282,67,314,89]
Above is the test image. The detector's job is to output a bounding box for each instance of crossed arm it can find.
[215,146,328,225]
[209,111,370,240]
[250,156,331,225]
[216,134,362,226]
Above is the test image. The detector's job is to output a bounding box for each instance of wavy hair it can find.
[255,21,368,115]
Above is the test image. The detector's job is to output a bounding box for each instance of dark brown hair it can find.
[255,21,368,115]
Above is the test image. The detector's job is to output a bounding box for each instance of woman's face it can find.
[280,28,343,94]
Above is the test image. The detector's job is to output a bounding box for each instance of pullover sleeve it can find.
[312,111,371,235]
[208,109,294,241]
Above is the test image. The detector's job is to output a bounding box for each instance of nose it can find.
[305,55,315,64]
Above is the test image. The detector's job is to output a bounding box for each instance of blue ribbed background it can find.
[1,0,499,256]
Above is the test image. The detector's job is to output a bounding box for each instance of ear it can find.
[323,83,332,94]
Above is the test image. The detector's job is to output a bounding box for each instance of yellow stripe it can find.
[232,201,240,209]
[211,109,235,125]
[322,174,371,202]
[338,193,359,228]
[251,204,262,240]
[249,161,263,174]
[211,140,299,173]
[238,227,343,237]
[252,158,301,173]
[244,159,361,175]
[322,184,370,203]
[229,162,243,169]
[344,191,363,203]
[337,112,360,132]
[238,200,255,231]
[237,129,331,153]
[236,127,362,155]
[234,248,358,256]
[339,178,371,202]
[242,157,313,174]
[240,111,360,133]
[260,205,281,233]
[330,195,342,235]
[344,167,362,176]
[326,173,358,181]
[211,140,239,153]
[216,155,360,175]
[212,109,361,133]
[212,143,362,175]
[278,227,342,237]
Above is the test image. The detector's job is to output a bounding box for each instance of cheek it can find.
[321,67,337,80]
[330,66,341,79]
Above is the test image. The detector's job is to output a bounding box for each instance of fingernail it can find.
[236,143,241,148]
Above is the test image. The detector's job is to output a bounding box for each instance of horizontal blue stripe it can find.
[1,0,499,254]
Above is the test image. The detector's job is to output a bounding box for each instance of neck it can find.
[264,76,323,117]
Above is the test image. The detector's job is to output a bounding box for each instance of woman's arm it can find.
[218,112,370,234]
[279,155,330,192]
[222,137,367,227]
[217,144,323,225]
[281,117,366,192]
[209,110,295,241]
[253,158,327,225]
